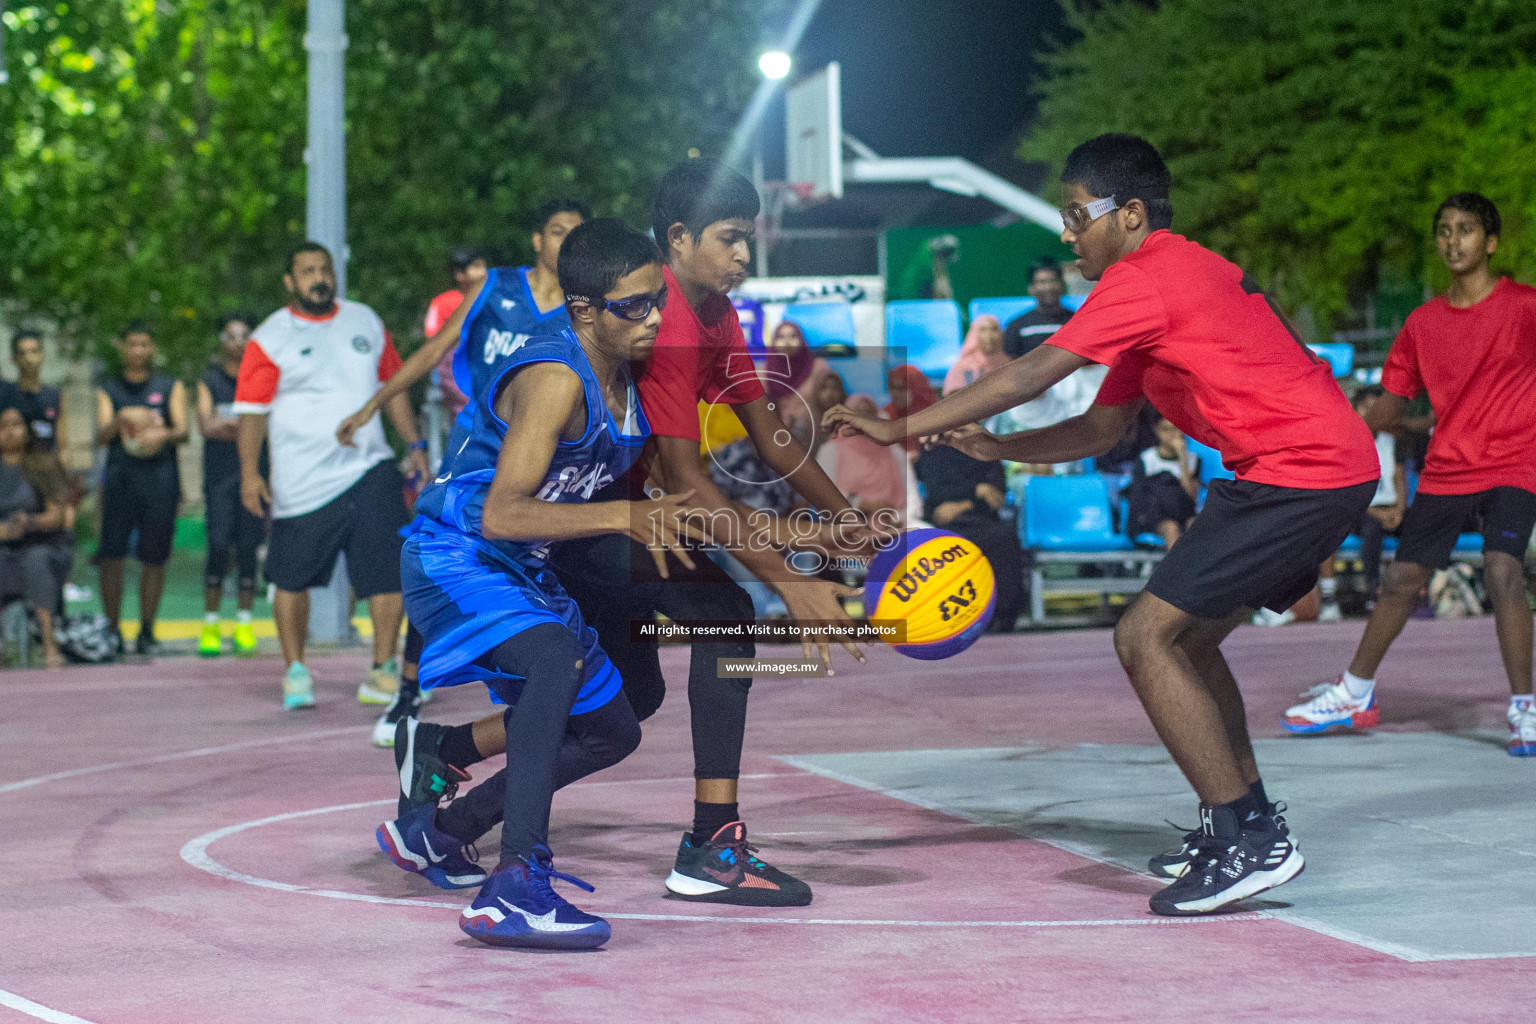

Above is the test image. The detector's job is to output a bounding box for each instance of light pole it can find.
[754,51,791,278]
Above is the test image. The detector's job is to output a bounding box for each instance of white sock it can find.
[1512,695,1533,714]
[1320,577,1338,599]
[236,609,253,625]
[204,612,219,626]
[1342,671,1374,698]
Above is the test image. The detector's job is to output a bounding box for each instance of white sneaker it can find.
[283,663,317,710]
[1252,607,1296,627]
[358,658,400,705]
[1508,703,1536,757]
[1282,677,1378,734]
[1317,601,1343,623]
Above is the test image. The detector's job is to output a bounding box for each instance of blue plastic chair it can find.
[1183,437,1234,486]
[885,300,963,380]
[733,297,765,350]
[1307,342,1354,377]
[1062,295,1086,312]
[782,301,856,351]
[969,296,1037,327]
[1021,475,1132,552]
[824,354,890,406]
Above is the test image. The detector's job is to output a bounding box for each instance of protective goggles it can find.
[1060,196,1119,234]
[566,285,668,321]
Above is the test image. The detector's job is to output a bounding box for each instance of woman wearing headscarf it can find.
[817,394,908,516]
[883,364,939,452]
[943,314,1009,397]
[759,320,832,448]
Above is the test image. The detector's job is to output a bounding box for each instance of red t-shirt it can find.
[1052,230,1377,490]
[1382,278,1536,495]
[637,266,765,440]
[423,289,469,415]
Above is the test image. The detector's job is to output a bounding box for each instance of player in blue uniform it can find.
[374,219,699,950]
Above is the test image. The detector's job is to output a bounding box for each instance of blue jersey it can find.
[452,266,571,418]
[414,328,648,571]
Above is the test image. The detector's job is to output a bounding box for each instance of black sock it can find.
[439,723,487,770]
[1248,779,1271,813]
[1216,792,1264,828]
[691,800,739,845]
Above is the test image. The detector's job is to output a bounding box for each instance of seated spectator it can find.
[0,406,69,667]
[817,394,908,518]
[884,364,939,451]
[761,319,832,447]
[943,314,1008,395]
[1317,385,1408,619]
[1124,417,1200,547]
[913,441,1025,631]
[1003,257,1073,357]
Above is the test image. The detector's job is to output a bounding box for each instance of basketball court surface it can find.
[2,618,1530,1023]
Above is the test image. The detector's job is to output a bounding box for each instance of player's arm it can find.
[94,389,117,446]
[824,344,1090,446]
[236,414,270,517]
[337,276,489,446]
[735,396,854,515]
[1363,392,1406,433]
[937,400,1142,465]
[197,381,240,442]
[162,381,190,445]
[381,389,429,483]
[481,364,700,571]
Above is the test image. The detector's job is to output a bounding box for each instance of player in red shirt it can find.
[421,247,488,420]
[1285,193,1536,757]
[825,134,1379,916]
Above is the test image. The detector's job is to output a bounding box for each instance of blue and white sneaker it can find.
[459,847,611,950]
[1282,677,1379,734]
[1509,702,1536,757]
[375,803,486,889]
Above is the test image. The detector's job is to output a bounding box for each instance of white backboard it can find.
[785,62,843,203]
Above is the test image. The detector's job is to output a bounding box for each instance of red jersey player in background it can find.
[824,134,1379,916]
[422,247,488,421]
[1285,193,1536,757]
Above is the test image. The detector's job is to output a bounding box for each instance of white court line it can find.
[179,795,1260,931]
[0,987,100,1024]
[0,727,369,796]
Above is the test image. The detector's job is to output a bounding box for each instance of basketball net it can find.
[757,181,815,254]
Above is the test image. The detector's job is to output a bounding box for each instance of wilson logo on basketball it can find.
[889,543,968,602]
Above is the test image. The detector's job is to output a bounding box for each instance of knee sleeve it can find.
[204,546,231,589]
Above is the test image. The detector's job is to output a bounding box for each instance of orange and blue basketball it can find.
[863,527,995,659]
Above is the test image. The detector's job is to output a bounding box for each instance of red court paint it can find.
[0,622,1526,1023]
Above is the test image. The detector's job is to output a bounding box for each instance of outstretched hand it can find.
[335,403,376,447]
[922,422,1002,462]
[820,404,901,446]
[625,490,709,580]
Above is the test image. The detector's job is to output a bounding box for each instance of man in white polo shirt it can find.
[234,242,429,710]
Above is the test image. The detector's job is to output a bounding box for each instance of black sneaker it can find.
[371,677,423,748]
[665,822,812,907]
[1149,805,1304,916]
[1148,801,1289,879]
[393,717,471,819]
[133,630,160,657]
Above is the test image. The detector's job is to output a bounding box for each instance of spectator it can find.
[195,312,265,657]
[423,246,489,420]
[1125,417,1200,547]
[234,242,429,711]
[95,321,188,657]
[1003,257,1073,357]
[913,439,1025,631]
[10,330,67,455]
[817,393,908,517]
[761,320,832,440]
[943,314,1008,396]
[884,364,939,451]
[1316,385,1408,619]
[0,406,69,667]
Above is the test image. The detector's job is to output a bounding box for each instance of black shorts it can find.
[97,459,181,565]
[1146,478,1376,619]
[1395,486,1536,570]
[265,460,407,597]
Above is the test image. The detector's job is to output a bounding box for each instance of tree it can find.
[1021,0,1536,328]
[1,0,769,373]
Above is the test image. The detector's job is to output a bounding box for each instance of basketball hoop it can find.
[757,181,814,255]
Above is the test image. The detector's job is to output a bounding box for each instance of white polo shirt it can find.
[232,301,402,518]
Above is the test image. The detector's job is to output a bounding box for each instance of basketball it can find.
[118,406,165,459]
[863,527,995,659]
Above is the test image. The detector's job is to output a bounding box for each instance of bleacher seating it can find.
[967,294,1087,327]
[1307,342,1354,377]
[782,300,857,351]
[885,299,963,379]
[1018,475,1161,625]
[825,353,890,406]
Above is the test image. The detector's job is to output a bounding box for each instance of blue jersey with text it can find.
[452,266,572,420]
[414,328,648,571]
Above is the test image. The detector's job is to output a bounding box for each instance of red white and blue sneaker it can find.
[1282,677,1379,734]
[1149,805,1304,916]
[459,847,610,950]
[665,821,812,907]
[1509,701,1536,757]
[375,803,486,890]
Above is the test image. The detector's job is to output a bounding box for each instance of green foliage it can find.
[1022,0,1536,327]
[1,0,767,374]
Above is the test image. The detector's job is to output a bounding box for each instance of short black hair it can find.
[1027,257,1064,284]
[288,241,333,272]
[122,319,154,339]
[218,311,253,332]
[10,329,42,360]
[651,158,760,255]
[1435,192,1501,238]
[557,218,661,304]
[1352,384,1385,405]
[531,197,592,234]
[1061,133,1174,231]
[448,246,487,275]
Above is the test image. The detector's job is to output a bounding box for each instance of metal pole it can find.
[305,0,353,643]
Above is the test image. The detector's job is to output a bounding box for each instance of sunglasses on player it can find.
[1060,196,1120,234]
[566,286,668,322]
